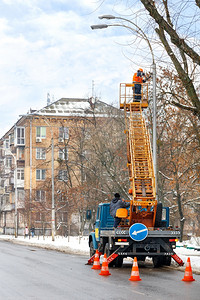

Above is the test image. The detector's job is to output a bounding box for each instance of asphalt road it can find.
[0,240,199,300]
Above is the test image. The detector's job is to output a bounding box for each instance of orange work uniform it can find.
[132,71,144,101]
[133,72,143,83]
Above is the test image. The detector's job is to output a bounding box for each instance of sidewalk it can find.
[0,234,90,255]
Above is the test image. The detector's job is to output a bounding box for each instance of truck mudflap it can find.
[86,251,102,265]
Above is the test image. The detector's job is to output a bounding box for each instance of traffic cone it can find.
[182,257,195,282]
[99,253,111,276]
[91,250,101,270]
[129,257,142,281]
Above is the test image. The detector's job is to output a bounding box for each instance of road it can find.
[0,240,199,300]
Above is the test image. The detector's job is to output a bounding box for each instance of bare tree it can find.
[55,108,129,234]
[138,0,200,118]
[147,68,200,239]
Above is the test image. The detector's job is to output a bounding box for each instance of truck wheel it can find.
[114,256,123,268]
[90,241,95,257]
[104,243,114,267]
[153,256,162,268]
[162,256,171,266]
[155,202,162,227]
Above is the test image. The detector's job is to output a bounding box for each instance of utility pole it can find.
[14,155,18,238]
[152,62,157,196]
[29,118,32,231]
[51,137,55,241]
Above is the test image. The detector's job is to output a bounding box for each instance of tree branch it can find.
[163,0,173,27]
[140,0,200,65]
[171,100,198,114]
[155,26,200,117]
[196,0,200,9]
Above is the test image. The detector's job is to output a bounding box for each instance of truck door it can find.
[95,206,101,241]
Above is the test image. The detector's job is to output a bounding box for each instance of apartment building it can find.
[0,97,116,236]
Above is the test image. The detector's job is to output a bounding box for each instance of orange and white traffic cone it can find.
[91,250,101,270]
[129,257,142,281]
[99,253,111,276]
[182,257,195,282]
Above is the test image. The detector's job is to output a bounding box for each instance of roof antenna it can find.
[91,80,95,104]
[92,80,94,98]
[47,93,51,106]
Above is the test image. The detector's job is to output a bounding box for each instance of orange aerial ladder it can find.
[119,82,157,228]
[87,81,184,268]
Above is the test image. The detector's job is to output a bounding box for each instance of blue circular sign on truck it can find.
[129,223,148,241]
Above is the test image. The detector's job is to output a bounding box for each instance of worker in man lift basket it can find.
[132,68,151,101]
[110,193,130,228]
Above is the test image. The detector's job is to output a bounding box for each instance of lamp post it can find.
[13,154,18,238]
[91,15,157,194]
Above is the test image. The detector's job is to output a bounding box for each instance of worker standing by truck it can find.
[110,193,130,228]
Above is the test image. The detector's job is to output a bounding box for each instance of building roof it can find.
[32,97,118,117]
[0,97,119,140]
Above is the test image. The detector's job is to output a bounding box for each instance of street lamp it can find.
[91,15,157,195]
[91,24,109,30]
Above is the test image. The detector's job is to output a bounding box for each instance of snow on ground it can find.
[0,235,200,274]
[0,235,90,255]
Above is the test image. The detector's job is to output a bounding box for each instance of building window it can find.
[9,133,14,145]
[58,148,68,160]
[36,190,46,202]
[6,156,12,168]
[5,139,9,148]
[17,147,25,160]
[36,127,46,138]
[36,148,46,159]
[59,127,69,139]
[17,169,24,180]
[58,170,68,182]
[36,169,46,180]
[16,127,25,145]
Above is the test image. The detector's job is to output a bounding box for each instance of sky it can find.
[0,0,152,138]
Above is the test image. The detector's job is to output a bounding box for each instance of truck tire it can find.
[90,241,95,257]
[155,202,162,227]
[114,256,123,268]
[153,256,162,268]
[162,256,171,266]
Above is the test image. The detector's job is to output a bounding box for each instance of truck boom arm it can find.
[119,83,157,227]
